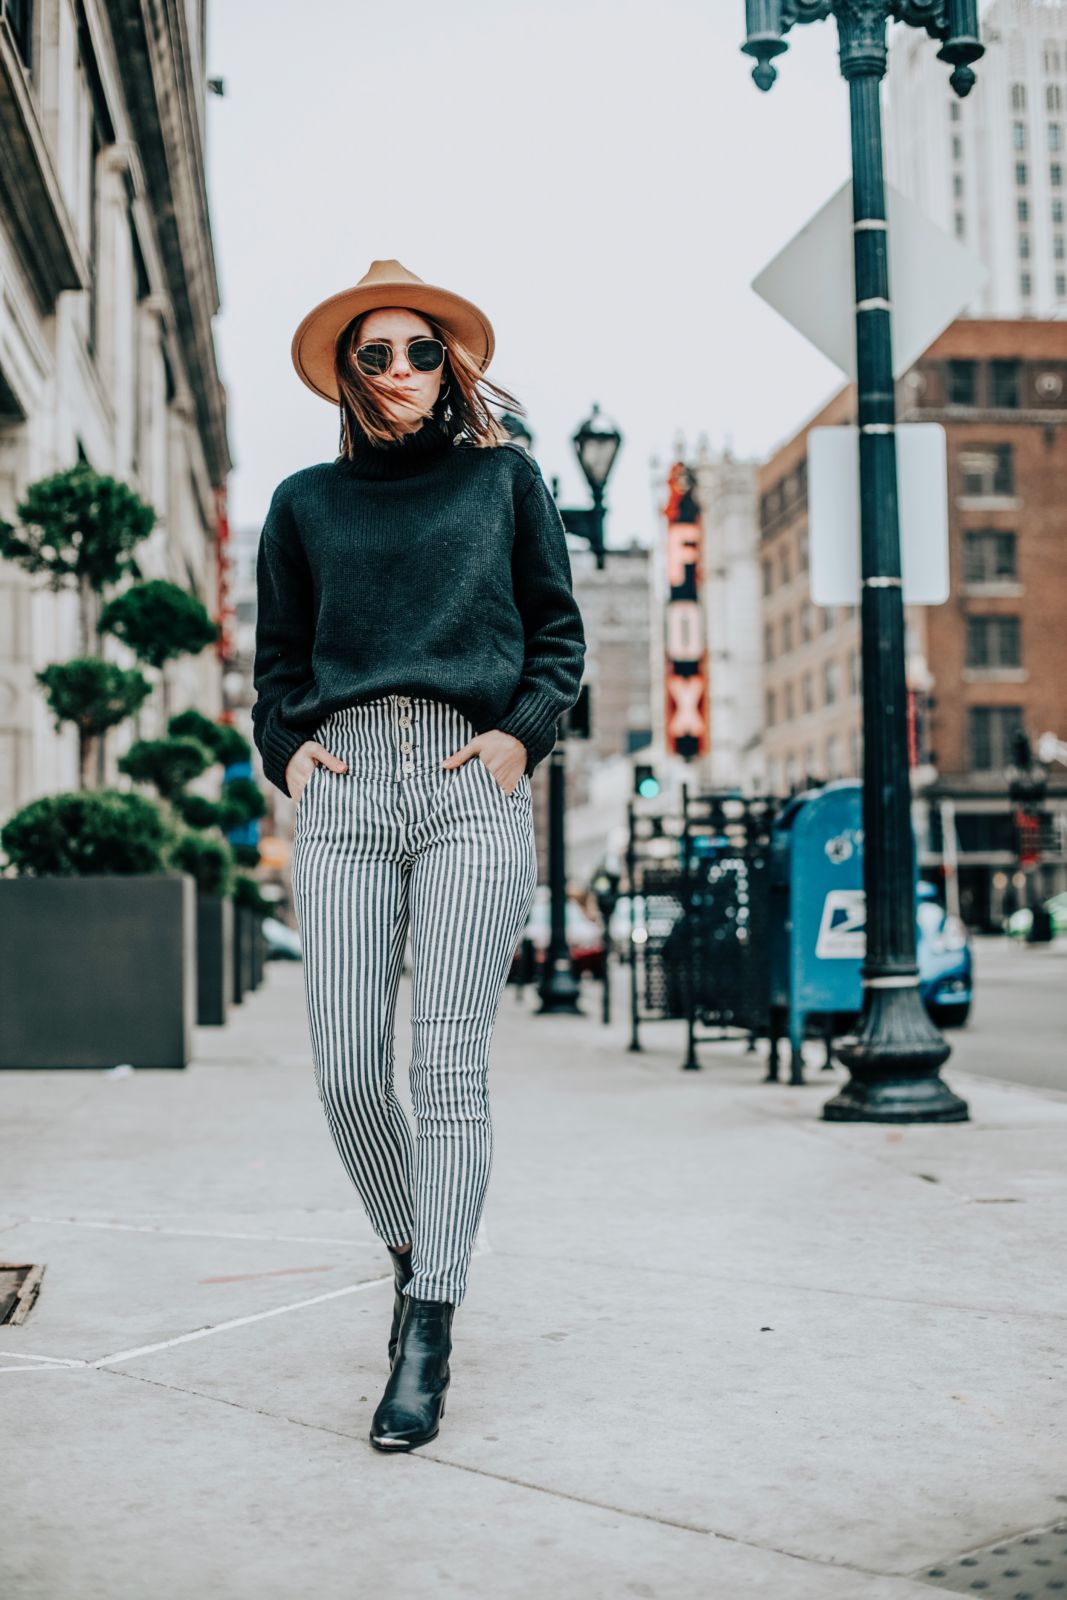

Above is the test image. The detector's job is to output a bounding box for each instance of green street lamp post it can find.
[742,0,982,1121]
[537,404,623,1014]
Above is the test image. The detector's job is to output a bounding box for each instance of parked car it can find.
[915,882,973,1028]
[508,895,605,982]
[1005,891,1067,941]
[263,916,302,961]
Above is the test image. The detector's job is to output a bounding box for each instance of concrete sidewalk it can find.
[1,958,1065,1600]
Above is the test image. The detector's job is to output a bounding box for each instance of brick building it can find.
[756,318,1067,930]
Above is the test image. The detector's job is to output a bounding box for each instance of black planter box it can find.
[250,918,265,988]
[232,905,256,1003]
[197,893,234,1026]
[0,874,197,1069]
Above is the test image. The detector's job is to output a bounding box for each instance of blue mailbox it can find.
[768,780,867,1084]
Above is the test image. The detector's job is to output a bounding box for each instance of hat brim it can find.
[291,281,495,403]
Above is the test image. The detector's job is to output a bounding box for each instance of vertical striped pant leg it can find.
[404,756,538,1307]
[292,748,416,1251]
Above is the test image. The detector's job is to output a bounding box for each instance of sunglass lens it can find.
[409,338,445,372]
[356,343,391,375]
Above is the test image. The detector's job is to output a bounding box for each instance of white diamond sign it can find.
[751,179,988,379]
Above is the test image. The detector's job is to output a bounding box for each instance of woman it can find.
[251,259,586,1452]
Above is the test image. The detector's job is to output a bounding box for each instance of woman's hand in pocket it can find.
[441,730,527,796]
[286,742,348,804]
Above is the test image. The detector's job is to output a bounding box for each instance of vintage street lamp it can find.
[555,403,622,571]
[742,0,983,1122]
[497,410,534,452]
[538,407,622,1014]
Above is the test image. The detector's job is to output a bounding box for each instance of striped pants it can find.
[290,695,538,1308]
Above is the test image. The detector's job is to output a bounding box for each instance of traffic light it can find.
[634,764,661,799]
[1010,728,1032,772]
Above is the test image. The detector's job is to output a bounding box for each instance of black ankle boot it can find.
[370,1294,454,1452]
[386,1244,415,1366]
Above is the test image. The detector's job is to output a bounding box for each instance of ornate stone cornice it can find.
[102,0,232,485]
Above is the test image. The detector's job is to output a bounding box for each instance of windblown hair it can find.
[334,309,527,455]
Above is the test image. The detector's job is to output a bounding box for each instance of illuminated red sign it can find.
[663,461,708,761]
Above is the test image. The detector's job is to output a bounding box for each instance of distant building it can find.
[886,0,1067,317]
[0,0,230,811]
[756,318,1067,929]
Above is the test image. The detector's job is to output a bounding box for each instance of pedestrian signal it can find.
[634,764,660,799]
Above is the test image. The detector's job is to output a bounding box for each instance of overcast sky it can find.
[205,0,892,542]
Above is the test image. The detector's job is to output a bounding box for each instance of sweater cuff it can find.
[495,692,561,772]
[260,717,309,798]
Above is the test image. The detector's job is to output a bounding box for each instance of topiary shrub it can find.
[169,833,234,898]
[36,658,153,788]
[233,873,270,917]
[217,776,267,828]
[118,736,215,801]
[0,790,173,877]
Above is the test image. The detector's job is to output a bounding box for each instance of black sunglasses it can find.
[354,337,446,377]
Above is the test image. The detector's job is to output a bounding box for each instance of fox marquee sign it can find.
[663,461,709,761]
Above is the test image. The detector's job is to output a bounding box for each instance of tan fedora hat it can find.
[290,258,495,404]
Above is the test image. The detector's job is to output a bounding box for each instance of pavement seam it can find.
[89,1363,935,1587]
[483,1247,1067,1322]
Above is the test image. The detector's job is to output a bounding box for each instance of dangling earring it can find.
[438,382,452,423]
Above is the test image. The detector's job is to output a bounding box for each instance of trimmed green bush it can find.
[170,832,234,898]
[0,790,173,877]
[119,736,215,801]
[233,873,270,917]
[99,580,219,671]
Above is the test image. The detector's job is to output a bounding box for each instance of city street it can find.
[946,936,1067,1097]
[1,955,1065,1600]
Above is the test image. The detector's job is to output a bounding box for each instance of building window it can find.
[784,683,795,721]
[765,689,776,728]
[782,614,794,655]
[800,602,812,645]
[798,532,809,572]
[821,605,834,634]
[1049,85,1063,113]
[1021,271,1033,296]
[1057,273,1067,297]
[763,622,774,663]
[850,727,863,776]
[1018,232,1031,259]
[947,359,978,405]
[1016,162,1028,186]
[1013,121,1028,150]
[848,647,861,695]
[1052,163,1064,187]
[825,735,841,779]
[959,445,1014,497]
[6,0,33,67]
[1018,198,1030,222]
[950,101,961,123]
[963,529,1017,583]
[953,173,964,198]
[966,616,1022,669]
[1051,124,1064,152]
[989,359,1021,408]
[802,672,814,714]
[1012,83,1027,112]
[1055,198,1065,224]
[780,548,791,586]
[952,135,963,160]
[1045,46,1062,76]
[955,212,966,239]
[762,559,773,596]
[968,706,1023,771]
[823,659,840,706]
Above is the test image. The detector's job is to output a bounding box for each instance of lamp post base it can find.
[823,985,970,1123]
[537,954,583,1015]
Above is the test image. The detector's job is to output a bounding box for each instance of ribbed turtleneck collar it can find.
[335,409,458,481]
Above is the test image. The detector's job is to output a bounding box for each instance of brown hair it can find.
[334,309,527,455]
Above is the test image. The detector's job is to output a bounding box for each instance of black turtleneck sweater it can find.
[251,412,587,798]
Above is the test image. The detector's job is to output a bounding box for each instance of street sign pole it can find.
[743,0,981,1122]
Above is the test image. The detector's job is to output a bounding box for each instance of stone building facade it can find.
[0,0,230,814]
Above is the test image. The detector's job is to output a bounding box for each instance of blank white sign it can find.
[808,424,950,607]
